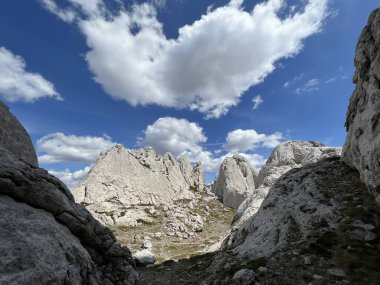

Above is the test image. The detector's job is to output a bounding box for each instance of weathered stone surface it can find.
[231,269,257,285]
[178,156,206,191]
[211,155,258,209]
[202,157,380,284]
[0,148,138,284]
[342,8,380,204]
[192,162,206,191]
[229,158,364,257]
[0,195,93,285]
[0,101,38,166]
[234,141,341,227]
[73,145,205,227]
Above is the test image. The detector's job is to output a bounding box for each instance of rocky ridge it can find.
[0,102,138,284]
[73,144,235,263]
[211,155,258,209]
[234,141,342,227]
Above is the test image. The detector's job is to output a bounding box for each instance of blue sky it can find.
[0,0,378,187]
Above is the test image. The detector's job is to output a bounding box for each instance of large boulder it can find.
[0,101,38,166]
[342,8,380,204]
[211,155,258,209]
[233,141,341,227]
[0,108,138,284]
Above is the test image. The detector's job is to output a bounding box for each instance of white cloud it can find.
[0,47,62,103]
[40,0,76,22]
[139,117,207,157]
[252,95,263,110]
[37,132,116,163]
[139,117,276,172]
[224,129,283,153]
[40,0,104,22]
[295,78,319,94]
[325,77,337,84]
[284,73,304,88]
[139,117,225,171]
[42,0,329,118]
[49,166,91,189]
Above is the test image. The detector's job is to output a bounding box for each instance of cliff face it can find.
[343,8,380,204]
[0,101,138,285]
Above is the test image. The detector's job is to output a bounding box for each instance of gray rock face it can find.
[73,145,206,227]
[234,141,341,227]
[0,148,138,284]
[211,155,258,209]
[0,194,93,285]
[342,8,380,204]
[0,101,38,166]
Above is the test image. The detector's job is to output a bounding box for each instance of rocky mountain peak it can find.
[211,154,258,209]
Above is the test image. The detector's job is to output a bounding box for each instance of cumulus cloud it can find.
[295,78,319,94]
[0,47,62,103]
[37,132,115,163]
[41,0,329,118]
[139,117,207,157]
[139,117,274,172]
[224,129,283,153]
[252,95,263,110]
[139,117,222,171]
[49,166,91,189]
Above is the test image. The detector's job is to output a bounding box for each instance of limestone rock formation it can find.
[205,157,380,284]
[73,146,207,227]
[0,107,138,284]
[178,156,206,191]
[234,141,341,227]
[342,8,380,204]
[0,101,38,166]
[211,155,258,209]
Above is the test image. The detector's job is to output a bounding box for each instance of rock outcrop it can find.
[342,8,380,204]
[73,146,206,227]
[234,141,341,227]
[178,156,206,191]
[211,155,258,209]
[206,157,380,284]
[0,104,138,284]
[0,101,38,166]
